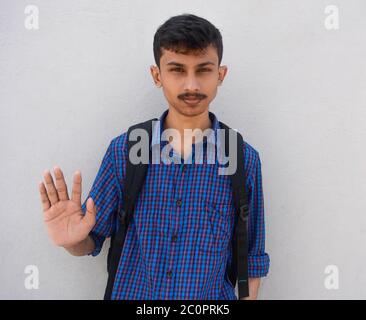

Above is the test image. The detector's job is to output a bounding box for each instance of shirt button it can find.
[166,270,173,279]
[176,199,182,207]
[172,234,178,242]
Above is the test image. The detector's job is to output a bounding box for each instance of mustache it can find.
[178,92,207,100]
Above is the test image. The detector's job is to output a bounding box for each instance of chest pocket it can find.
[196,200,235,255]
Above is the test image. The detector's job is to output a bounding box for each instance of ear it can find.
[150,65,162,88]
[218,65,228,86]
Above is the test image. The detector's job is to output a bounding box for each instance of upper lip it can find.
[183,97,201,100]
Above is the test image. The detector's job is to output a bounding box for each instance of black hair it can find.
[153,13,223,68]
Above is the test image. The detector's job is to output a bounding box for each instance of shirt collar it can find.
[151,108,223,153]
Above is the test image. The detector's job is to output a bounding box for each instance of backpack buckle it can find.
[117,209,127,224]
[239,203,249,222]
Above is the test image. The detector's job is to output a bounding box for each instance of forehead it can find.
[160,45,219,66]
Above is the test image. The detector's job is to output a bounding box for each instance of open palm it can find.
[39,167,96,248]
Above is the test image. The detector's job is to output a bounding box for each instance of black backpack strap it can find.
[103,117,157,300]
[219,121,250,299]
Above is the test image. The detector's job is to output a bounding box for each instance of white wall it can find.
[0,0,365,299]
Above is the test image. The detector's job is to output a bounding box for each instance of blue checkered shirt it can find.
[82,109,270,299]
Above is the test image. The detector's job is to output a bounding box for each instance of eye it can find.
[198,68,212,72]
[170,67,184,72]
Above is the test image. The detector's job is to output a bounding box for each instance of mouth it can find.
[182,97,203,106]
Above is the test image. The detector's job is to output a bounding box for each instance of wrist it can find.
[63,236,93,256]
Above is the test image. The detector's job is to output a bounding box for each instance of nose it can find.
[183,73,200,92]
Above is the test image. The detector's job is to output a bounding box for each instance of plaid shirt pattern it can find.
[81,109,270,299]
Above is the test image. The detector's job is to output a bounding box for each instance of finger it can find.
[82,197,96,228]
[53,166,69,201]
[38,181,51,211]
[43,169,59,205]
[71,170,82,205]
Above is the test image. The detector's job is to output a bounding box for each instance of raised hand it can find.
[39,166,96,248]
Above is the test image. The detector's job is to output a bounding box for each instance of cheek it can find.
[209,73,221,85]
[162,86,177,98]
[161,87,179,104]
[203,81,219,97]
[201,74,219,88]
[161,76,181,92]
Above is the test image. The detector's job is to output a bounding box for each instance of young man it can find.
[38,14,270,300]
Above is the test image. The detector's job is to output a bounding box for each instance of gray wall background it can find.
[0,0,365,299]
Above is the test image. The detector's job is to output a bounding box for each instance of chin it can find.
[173,101,209,117]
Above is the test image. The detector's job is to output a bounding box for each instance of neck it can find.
[162,107,212,160]
[163,107,212,143]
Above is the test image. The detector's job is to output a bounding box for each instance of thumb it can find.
[83,197,96,227]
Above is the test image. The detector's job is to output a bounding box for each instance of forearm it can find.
[240,277,261,300]
[63,235,95,256]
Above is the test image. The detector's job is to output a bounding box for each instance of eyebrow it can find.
[166,61,216,67]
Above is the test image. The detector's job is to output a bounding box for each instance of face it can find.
[150,44,228,117]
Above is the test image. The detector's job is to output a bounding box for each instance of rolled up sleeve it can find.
[246,151,270,278]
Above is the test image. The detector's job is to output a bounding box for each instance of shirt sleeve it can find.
[81,139,121,257]
[246,151,270,277]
